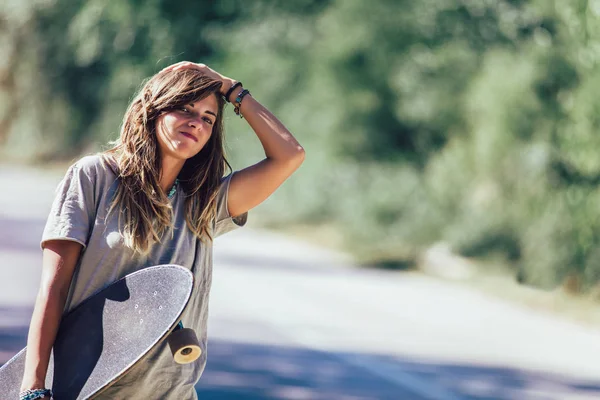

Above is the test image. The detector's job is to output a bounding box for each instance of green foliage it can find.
[3,0,600,292]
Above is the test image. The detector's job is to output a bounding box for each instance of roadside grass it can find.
[277,220,600,330]
[448,261,600,330]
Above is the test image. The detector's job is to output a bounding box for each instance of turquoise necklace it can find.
[167,179,179,199]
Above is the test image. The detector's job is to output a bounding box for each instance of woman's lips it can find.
[180,131,198,142]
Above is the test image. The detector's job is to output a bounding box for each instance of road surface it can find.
[1,165,600,399]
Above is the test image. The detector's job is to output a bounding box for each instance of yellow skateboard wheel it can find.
[168,327,201,364]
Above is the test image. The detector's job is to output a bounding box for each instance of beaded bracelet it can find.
[224,81,243,103]
[233,89,251,118]
[19,388,53,400]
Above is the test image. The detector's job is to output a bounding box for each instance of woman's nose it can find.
[188,118,202,130]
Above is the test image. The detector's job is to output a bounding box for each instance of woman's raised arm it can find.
[225,93,305,217]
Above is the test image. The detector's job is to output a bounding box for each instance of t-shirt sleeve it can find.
[41,160,97,249]
[214,172,248,238]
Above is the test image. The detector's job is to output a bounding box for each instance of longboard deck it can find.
[0,264,194,400]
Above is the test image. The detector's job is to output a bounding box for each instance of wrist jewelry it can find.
[233,89,251,118]
[19,388,53,400]
[224,81,243,103]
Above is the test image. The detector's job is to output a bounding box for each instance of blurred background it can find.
[3,0,600,399]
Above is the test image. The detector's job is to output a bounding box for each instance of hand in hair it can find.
[162,60,305,220]
[160,62,237,100]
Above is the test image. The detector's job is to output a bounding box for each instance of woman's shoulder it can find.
[69,153,119,180]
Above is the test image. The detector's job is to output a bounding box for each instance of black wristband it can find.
[224,82,243,103]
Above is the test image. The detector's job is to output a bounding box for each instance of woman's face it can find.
[155,93,219,162]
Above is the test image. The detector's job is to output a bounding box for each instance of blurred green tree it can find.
[3,0,600,293]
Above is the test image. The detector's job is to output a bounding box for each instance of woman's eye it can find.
[203,117,213,125]
[179,107,189,113]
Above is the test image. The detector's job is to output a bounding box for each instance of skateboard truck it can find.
[168,321,201,364]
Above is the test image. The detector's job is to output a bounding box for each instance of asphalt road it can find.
[2,165,600,399]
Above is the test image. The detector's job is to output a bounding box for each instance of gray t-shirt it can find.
[42,154,247,399]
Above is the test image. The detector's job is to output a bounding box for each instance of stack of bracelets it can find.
[224,81,251,118]
[19,388,53,400]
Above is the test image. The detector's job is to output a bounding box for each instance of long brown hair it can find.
[104,68,230,254]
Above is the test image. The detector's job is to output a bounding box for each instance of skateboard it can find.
[0,264,200,399]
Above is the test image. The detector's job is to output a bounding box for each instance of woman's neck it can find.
[159,157,185,193]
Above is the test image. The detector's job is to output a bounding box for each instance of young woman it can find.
[19,62,305,399]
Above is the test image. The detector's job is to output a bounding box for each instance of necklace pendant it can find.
[168,179,179,199]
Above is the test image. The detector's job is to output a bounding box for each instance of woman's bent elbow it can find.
[291,146,305,167]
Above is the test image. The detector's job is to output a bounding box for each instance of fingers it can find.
[158,61,225,85]
[160,61,206,73]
